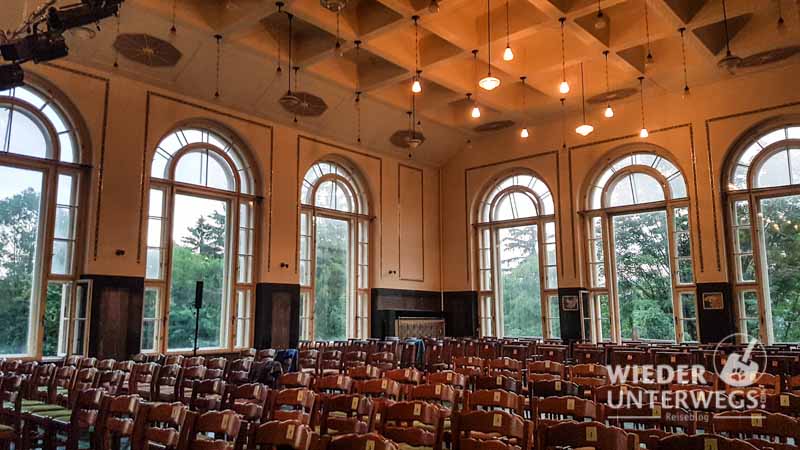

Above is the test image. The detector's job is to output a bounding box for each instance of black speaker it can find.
[194,281,204,309]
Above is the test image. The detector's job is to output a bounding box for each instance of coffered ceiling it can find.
[3,0,799,165]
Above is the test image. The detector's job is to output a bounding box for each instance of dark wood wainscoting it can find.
[254,283,300,350]
[83,274,144,360]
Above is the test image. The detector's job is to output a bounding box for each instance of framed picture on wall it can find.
[562,295,579,311]
[702,292,724,310]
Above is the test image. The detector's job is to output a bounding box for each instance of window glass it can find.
[498,224,542,337]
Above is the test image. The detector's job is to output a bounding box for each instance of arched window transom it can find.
[589,153,687,210]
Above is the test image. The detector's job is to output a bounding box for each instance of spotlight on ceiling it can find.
[320,0,346,12]
[428,0,440,13]
[0,64,24,90]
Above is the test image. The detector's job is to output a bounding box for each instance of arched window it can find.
[0,84,88,358]
[299,161,370,341]
[475,171,559,338]
[725,124,800,344]
[585,151,696,343]
[144,126,257,353]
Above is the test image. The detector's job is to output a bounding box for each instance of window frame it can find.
[724,124,800,344]
[299,161,371,341]
[0,85,88,359]
[474,170,558,339]
[143,127,259,354]
[583,151,697,344]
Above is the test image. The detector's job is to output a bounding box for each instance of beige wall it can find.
[440,62,800,291]
[27,61,440,292]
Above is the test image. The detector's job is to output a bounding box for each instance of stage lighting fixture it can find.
[1,33,68,64]
[0,64,25,90]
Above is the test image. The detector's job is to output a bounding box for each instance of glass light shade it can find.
[559,80,570,94]
[604,105,614,118]
[479,76,501,91]
[503,46,514,61]
[575,124,594,136]
[520,127,529,138]
[411,78,422,93]
[640,127,649,138]
[471,105,481,118]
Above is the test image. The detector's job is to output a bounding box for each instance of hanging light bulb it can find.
[520,127,529,138]
[411,16,422,93]
[594,0,608,30]
[558,17,569,94]
[717,0,742,74]
[602,50,613,118]
[467,93,481,118]
[503,1,514,61]
[479,0,501,90]
[638,76,649,138]
[574,62,593,136]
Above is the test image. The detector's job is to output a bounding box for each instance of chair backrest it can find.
[298,350,319,373]
[712,409,799,446]
[319,350,343,374]
[249,420,312,450]
[154,364,182,400]
[540,420,638,450]
[656,434,759,450]
[367,352,397,371]
[323,432,398,450]
[226,359,253,385]
[606,403,696,435]
[342,351,367,370]
[183,357,205,368]
[315,374,353,395]
[593,384,648,404]
[113,360,135,374]
[379,400,442,449]
[129,363,159,393]
[96,394,140,450]
[764,393,800,417]
[205,358,227,380]
[278,372,314,389]
[410,384,457,412]
[164,355,185,366]
[347,365,381,381]
[569,363,609,379]
[225,383,269,423]
[255,349,276,362]
[64,355,82,367]
[69,388,105,431]
[97,359,117,371]
[475,374,520,393]
[0,374,24,404]
[188,410,242,450]
[725,372,781,396]
[50,365,77,401]
[453,409,531,450]
[527,360,565,378]
[537,345,567,363]
[132,402,188,450]
[1,360,21,373]
[530,379,580,398]
[357,378,401,400]
[453,356,484,371]
[531,396,600,426]
[180,366,208,401]
[465,389,524,416]
[190,379,226,413]
[28,363,56,399]
[318,394,373,436]
[269,388,316,425]
[426,371,468,390]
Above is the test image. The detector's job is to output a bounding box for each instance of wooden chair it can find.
[606,403,696,449]
[474,374,519,394]
[319,351,343,376]
[538,420,638,450]
[27,364,56,403]
[0,375,24,433]
[378,400,443,450]
[224,383,269,449]
[487,359,524,380]
[531,395,600,428]
[164,355,185,366]
[384,368,423,399]
[367,352,397,371]
[205,358,228,380]
[427,371,469,391]
[593,384,648,405]
[530,379,580,398]
[342,351,367,370]
[712,410,799,450]
[94,394,140,450]
[186,410,242,450]
[357,379,401,401]
[153,364,183,402]
[189,379,226,413]
[128,362,159,399]
[113,361,135,393]
[255,349,276,363]
[526,361,565,381]
[59,367,98,407]
[183,357,206,368]
[130,402,188,450]
[268,388,316,425]
[298,350,320,375]
[315,374,354,395]
[573,347,606,365]
[79,358,98,369]
[452,409,532,450]
[226,359,254,386]
[725,372,781,397]
[322,432,398,450]
[96,359,117,372]
[464,389,525,417]
[656,434,759,450]
[45,366,77,406]
[63,356,82,368]
[248,420,313,450]
[278,372,314,389]
[318,394,373,437]
[23,388,105,450]
[536,345,567,363]
[347,365,381,382]
[97,370,125,395]
[179,366,208,403]
[763,393,800,417]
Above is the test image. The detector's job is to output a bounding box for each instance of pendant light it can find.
[503,1,514,61]
[471,49,482,118]
[170,0,178,35]
[113,9,121,68]
[519,76,529,138]
[638,76,649,138]
[355,40,362,144]
[575,62,593,136]
[558,17,570,94]
[479,0,501,90]
[468,93,481,118]
[679,27,690,98]
[776,0,785,30]
[644,0,654,65]
[334,9,343,56]
[411,16,422,93]
[275,2,284,75]
[560,97,567,149]
[407,94,422,150]
[717,0,742,74]
[602,50,613,118]
[213,34,222,98]
[594,0,608,30]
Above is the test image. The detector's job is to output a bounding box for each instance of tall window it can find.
[725,124,800,344]
[476,171,558,339]
[299,161,370,341]
[144,126,257,352]
[0,84,88,358]
[585,151,696,343]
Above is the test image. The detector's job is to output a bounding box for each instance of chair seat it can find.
[21,404,64,413]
